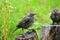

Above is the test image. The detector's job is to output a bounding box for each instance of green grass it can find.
[0,0,60,40]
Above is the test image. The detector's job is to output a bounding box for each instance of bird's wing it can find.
[20,17,30,24]
[50,12,55,19]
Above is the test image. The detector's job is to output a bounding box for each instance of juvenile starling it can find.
[14,12,35,33]
[50,8,60,24]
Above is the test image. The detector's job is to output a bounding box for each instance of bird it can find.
[14,12,35,33]
[50,8,60,24]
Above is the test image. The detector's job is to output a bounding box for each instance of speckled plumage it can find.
[14,12,35,32]
[50,8,60,24]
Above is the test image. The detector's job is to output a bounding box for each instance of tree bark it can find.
[41,25,60,40]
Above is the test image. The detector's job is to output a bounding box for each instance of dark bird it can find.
[14,12,35,33]
[50,8,60,24]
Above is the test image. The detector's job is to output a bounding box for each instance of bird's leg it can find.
[22,28,24,35]
[27,29,32,32]
[52,21,55,25]
[22,28,25,37]
[27,29,30,32]
[57,22,59,25]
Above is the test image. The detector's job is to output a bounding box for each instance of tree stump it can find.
[41,25,60,40]
[16,29,38,40]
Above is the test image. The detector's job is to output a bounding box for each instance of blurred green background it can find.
[0,0,60,40]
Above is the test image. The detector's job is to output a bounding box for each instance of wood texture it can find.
[16,30,38,40]
[41,25,60,40]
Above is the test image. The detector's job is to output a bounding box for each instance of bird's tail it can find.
[13,27,19,32]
